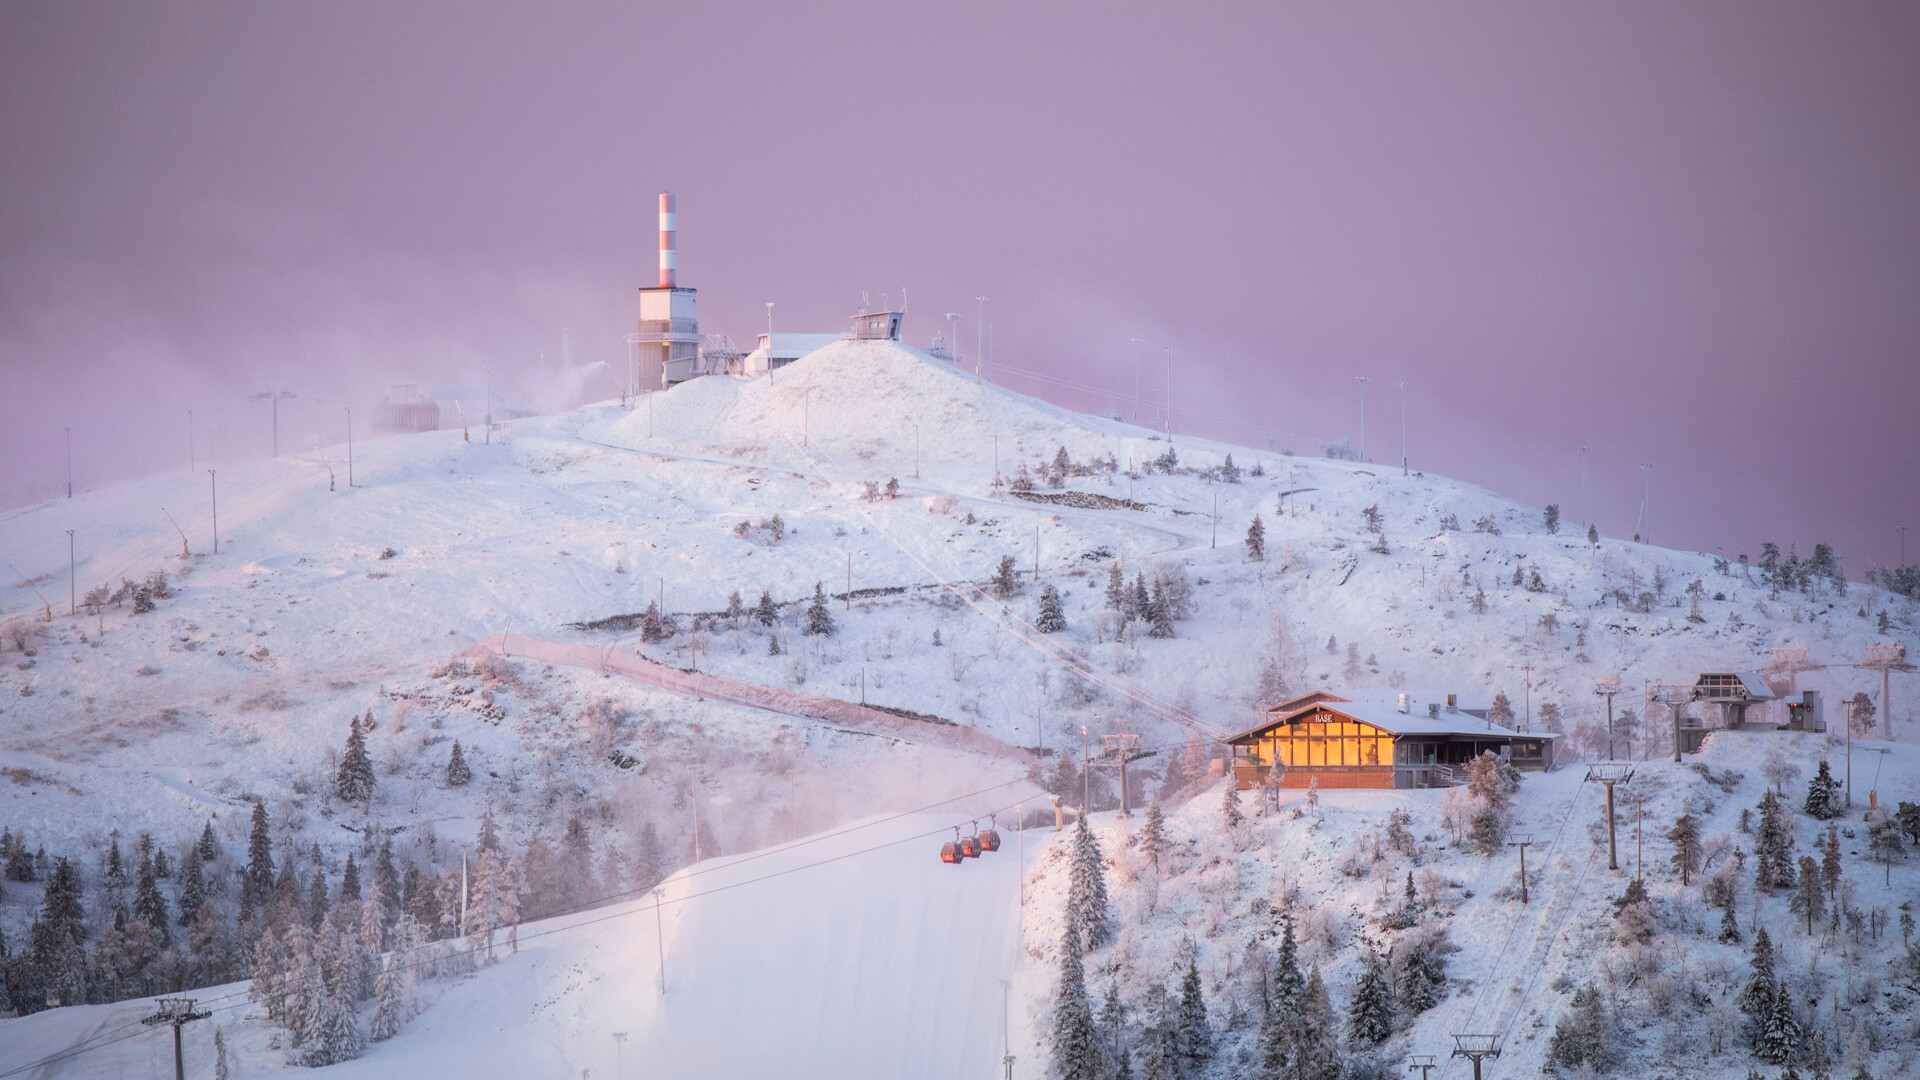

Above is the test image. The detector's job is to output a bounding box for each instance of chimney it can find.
[1398,693,1409,714]
[658,192,677,288]
[1446,693,1457,713]
[1428,703,1440,719]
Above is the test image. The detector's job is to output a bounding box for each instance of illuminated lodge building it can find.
[1227,691,1559,791]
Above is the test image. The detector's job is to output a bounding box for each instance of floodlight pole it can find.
[1397,380,1410,476]
[1509,834,1533,903]
[64,426,72,499]
[1353,376,1370,461]
[67,530,75,617]
[345,407,354,487]
[1130,338,1146,423]
[976,296,988,374]
[653,887,667,994]
[207,470,219,554]
[1640,463,1654,544]
[1578,446,1593,528]
[613,1032,627,1079]
[1898,524,1911,568]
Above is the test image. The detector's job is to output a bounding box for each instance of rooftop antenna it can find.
[1855,644,1914,740]
[1585,762,1634,870]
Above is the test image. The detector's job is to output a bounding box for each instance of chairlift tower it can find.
[142,997,211,1080]
[1585,762,1634,871]
[1450,1034,1502,1080]
[1594,677,1622,760]
[1098,733,1149,817]
[1651,684,1696,763]
[1765,647,1826,696]
[1407,1054,1438,1080]
[1855,644,1914,740]
[249,384,297,458]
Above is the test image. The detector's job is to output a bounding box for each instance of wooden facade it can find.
[1227,697,1558,791]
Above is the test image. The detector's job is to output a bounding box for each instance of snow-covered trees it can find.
[640,601,668,643]
[1036,584,1067,633]
[1544,503,1560,534]
[243,801,275,919]
[335,714,376,806]
[1049,924,1103,1080]
[754,589,778,627]
[1066,815,1112,950]
[1754,790,1797,892]
[1668,812,1702,885]
[1867,817,1905,884]
[1347,947,1394,1047]
[1756,976,1803,1065]
[805,582,836,636]
[1220,783,1245,835]
[1174,953,1212,1071]
[469,849,521,961]
[1487,691,1515,727]
[446,740,472,786]
[1547,985,1615,1073]
[1803,760,1842,820]
[993,556,1022,598]
[1246,514,1265,561]
[1789,855,1825,935]
[1138,804,1170,874]
[1739,926,1777,1040]
[1105,565,1126,612]
[1465,751,1516,855]
[1146,579,1175,639]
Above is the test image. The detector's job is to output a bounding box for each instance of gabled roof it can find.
[1693,672,1776,701]
[1227,700,1560,745]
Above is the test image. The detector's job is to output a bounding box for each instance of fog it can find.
[4,2,1917,570]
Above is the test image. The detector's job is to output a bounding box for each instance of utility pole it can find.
[141,997,211,1080]
[1082,725,1091,812]
[1353,376,1370,461]
[64,426,73,499]
[652,887,667,994]
[66,530,75,616]
[1639,462,1654,543]
[950,313,965,370]
[1397,379,1410,476]
[612,1032,627,1079]
[1130,338,1146,423]
[1211,491,1218,549]
[1522,663,1533,731]
[207,470,219,554]
[1578,445,1594,528]
[1101,733,1145,816]
[976,296,988,373]
[1586,763,1633,871]
[1509,835,1533,903]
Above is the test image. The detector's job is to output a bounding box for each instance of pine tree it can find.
[1175,953,1212,1070]
[1097,979,1130,1079]
[1487,691,1515,727]
[1669,812,1703,886]
[1348,950,1394,1046]
[754,589,778,626]
[1139,804,1170,874]
[1132,574,1151,622]
[805,582,835,636]
[1067,814,1112,950]
[1755,790,1797,892]
[1220,783,1245,833]
[1803,760,1842,820]
[1544,504,1560,534]
[199,818,221,863]
[1790,855,1825,935]
[105,831,126,885]
[479,806,501,852]
[1587,522,1599,543]
[340,853,362,905]
[1246,514,1266,561]
[1036,583,1067,633]
[1106,564,1126,611]
[993,555,1021,598]
[1272,914,1305,1012]
[308,871,329,931]
[1757,979,1803,1064]
[1739,927,1777,1038]
[640,600,667,643]
[242,801,275,922]
[176,847,206,927]
[336,715,376,805]
[1293,967,1336,1079]
[377,838,402,918]
[1820,824,1842,900]
[370,954,405,1041]
[1719,904,1743,944]
[40,857,86,943]
[133,849,170,947]
[1049,928,1102,1080]
[1547,985,1612,1072]
[1147,578,1174,638]
[1866,818,1904,885]
[446,740,472,786]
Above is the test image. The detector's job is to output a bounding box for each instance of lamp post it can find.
[64,426,72,498]
[976,295,988,374]
[207,470,219,554]
[1578,446,1593,528]
[948,313,963,370]
[612,1032,627,1079]
[1130,338,1146,423]
[1396,380,1410,476]
[1640,463,1654,544]
[1353,376,1371,461]
[249,385,297,457]
[345,407,354,488]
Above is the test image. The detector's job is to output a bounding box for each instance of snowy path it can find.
[461,633,1032,762]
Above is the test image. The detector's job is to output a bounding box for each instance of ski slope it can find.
[0,812,1031,1079]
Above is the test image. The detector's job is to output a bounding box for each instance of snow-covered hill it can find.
[1,339,1915,1077]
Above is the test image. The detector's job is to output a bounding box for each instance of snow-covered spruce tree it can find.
[805,582,835,636]
[754,589,778,626]
[176,847,206,927]
[470,848,521,961]
[1867,818,1904,885]
[1587,522,1599,544]
[640,600,668,644]
[1138,804,1170,874]
[198,818,221,863]
[105,831,126,886]
[1049,926,1102,1080]
[1803,761,1842,820]
[1718,904,1743,944]
[1546,984,1614,1073]
[1486,691,1514,727]
[1097,979,1132,1079]
[133,849,170,947]
[1174,953,1212,1071]
[1391,924,1450,1018]
[1067,814,1112,950]
[1668,812,1702,886]
[1755,790,1797,892]
[993,555,1022,598]
[1756,977,1803,1065]
[1246,514,1265,561]
[335,714,376,806]
[1106,564,1126,611]
[1738,927,1777,1040]
[1036,584,1067,633]
[1789,856,1825,936]
[446,740,472,786]
[1146,579,1174,639]
[370,953,405,1041]
[243,801,275,919]
[1544,503,1560,534]
[1293,967,1338,1078]
[1347,949,1394,1047]
[1220,783,1245,834]
[1131,574,1150,622]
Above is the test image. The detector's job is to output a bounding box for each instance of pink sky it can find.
[3,2,1916,571]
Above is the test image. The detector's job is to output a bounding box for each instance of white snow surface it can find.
[1,338,1917,1078]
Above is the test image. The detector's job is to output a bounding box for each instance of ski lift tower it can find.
[1585,762,1634,870]
[1652,684,1699,762]
[1855,644,1915,740]
[1450,1034,1502,1080]
[1764,647,1826,696]
[249,384,298,458]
